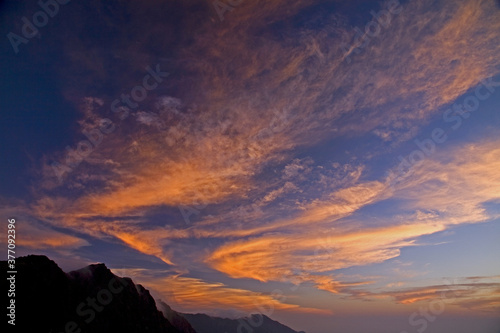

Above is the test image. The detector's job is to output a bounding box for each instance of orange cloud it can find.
[107,229,174,265]
[31,137,500,291]
[206,222,444,287]
[394,140,500,224]
[40,0,500,221]
[379,278,500,313]
[124,272,331,315]
[26,1,500,307]
[205,139,500,295]
[0,203,89,251]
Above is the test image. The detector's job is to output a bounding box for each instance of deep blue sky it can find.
[1,1,500,332]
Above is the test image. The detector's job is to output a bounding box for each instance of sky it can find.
[1,0,500,332]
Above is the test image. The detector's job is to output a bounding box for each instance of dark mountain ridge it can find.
[2,255,184,333]
[2,255,305,333]
[179,312,306,333]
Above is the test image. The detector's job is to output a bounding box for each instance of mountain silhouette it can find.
[157,300,197,333]
[2,255,185,333]
[2,255,305,333]
[180,312,306,333]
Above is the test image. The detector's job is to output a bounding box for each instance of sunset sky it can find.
[1,1,500,332]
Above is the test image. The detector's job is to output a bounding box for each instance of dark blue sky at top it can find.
[0,0,74,198]
[0,52,78,198]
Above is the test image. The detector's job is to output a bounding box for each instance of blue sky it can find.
[1,1,500,332]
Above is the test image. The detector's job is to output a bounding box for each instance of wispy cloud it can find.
[110,268,331,316]
[31,136,500,301]
[205,138,500,297]
[0,202,89,251]
[376,276,500,313]
[20,0,500,317]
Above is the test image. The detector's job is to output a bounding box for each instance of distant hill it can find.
[180,312,306,333]
[158,300,197,333]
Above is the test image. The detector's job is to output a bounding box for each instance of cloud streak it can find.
[18,0,500,317]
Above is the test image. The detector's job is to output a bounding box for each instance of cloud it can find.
[36,0,500,211]
[180,0,500,146]
[393,139,500,224]
[17,223,89,249]
[32,136,500,298]
[205,222,444,288]
[206,138,500,296]
[377,276,500,313]
[0,202,89,253]
[135,111,162,126]
[22,0,500,316]
[109,268,331,316]
[105,228,174,265]
[40,0,500,210]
